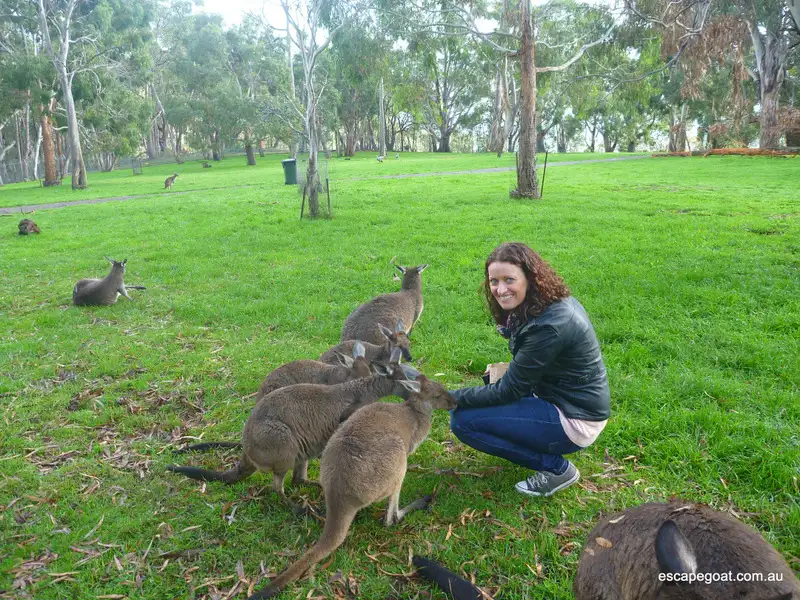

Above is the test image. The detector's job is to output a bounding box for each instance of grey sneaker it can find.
[515,462,580,497]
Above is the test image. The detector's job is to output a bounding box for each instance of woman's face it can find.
[488,261,528,311]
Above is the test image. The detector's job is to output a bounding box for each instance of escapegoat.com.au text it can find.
[659,572,786,585]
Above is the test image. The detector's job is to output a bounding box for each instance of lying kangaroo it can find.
[18,218,40,235]
[258,342,373,398]
[574,501,800,600]
[320,320,412,364]
[73,257,146,306]
[248,367,456,599]
[167,348,411,509]
[164,173,178,189]
[340,264,428,345]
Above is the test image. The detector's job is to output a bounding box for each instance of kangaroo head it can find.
[399,364,456,410]
[377,321,412,361]
[105,256,127,273]
[395,264,428,291]
[350,341,373,378]
[653,519,795,600]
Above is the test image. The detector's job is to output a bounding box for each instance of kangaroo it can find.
[167,348,412,510]
[412,556,490,600]
[18,218,40,235]
[174,344,373,455]
[257,342,373,398]
[340,264,428,345]
[164,172,178,188]
[574,501,800,600]
[320,320,412,364]
[202,161,212,168]
[247,367,456,599]
[72,257,146,306]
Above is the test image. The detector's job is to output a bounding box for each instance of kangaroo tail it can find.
[412,556,488,600]
[173,441,242,454]
[247,505,357,599]
[126,285,147,290]
[167,456,253,484]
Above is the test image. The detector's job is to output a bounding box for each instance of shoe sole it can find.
[514,469,580,497]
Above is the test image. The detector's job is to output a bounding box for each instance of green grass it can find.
[0,152,798,599]
[0,151,642,209]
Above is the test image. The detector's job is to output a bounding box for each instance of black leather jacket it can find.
[452,296,611,421]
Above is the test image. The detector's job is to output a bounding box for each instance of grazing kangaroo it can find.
[202,161,212,168]
[320,320,412,364]
[72,257,146,306]
[167,348,412,510]
[164,173,178,188]
[247,367,456,599]
[340,264,428,345]
[574,501,800,600]
[257,342,373,398]
[412,556,490,600]
[18,218,40,235]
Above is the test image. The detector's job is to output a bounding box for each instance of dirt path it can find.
[0,155,651,214]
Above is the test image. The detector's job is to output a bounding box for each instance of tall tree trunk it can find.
[488,62,507,154]
[513,0,539,198]
[61,79,87,188]
[305,96,320,218]
[378,78,386,156]
[759,86,781,148]
[669,104,688,152]
[245,143,256,165]
[557,125,567,153]
[40,110,60,186]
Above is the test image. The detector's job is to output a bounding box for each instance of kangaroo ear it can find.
[655,520,697,575]
[389,346,402,364]
[400,364,421,380]
[105,256,113,264]
[398,379,421,394]
[373,362,391,376]
[335,352,354,367]
[395,264,407,274]
[377,323,393,339]
[352,341,365,358]
[395,318,406,333]
[122,259,128,265]
[416,264,429,273]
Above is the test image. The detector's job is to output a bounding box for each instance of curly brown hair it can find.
[483,242,571,325]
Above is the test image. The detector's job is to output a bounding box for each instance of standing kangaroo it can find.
[247,367,456,599]
[72,257,146,306]
[167,349,411,510]
[340,264,428,345]
[574,501,800,600]
[164,173,178,189]
[320,320,412,364]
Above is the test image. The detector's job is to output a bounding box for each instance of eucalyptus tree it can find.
[281,0,371,218]
[387,0,617,197]
[33,0,155,189]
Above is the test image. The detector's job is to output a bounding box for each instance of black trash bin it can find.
[281,158,297,185]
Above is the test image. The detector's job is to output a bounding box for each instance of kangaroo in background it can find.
[574,501,800,600]
[247,367,456,599]
[320,320,412,364]
[72,257,146,306]
[18,218,40,235]
[340,264,428,345]
[167,348,412,511]
[164,173,178,189]
[257,342,373,398]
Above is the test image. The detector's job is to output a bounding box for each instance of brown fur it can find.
[258,344,372,398]
[249,369,456,599]
[340,264,428,344]
[18,219,40,235]
[73,257,143,306]
[321,321,412,364]
[574,501,800,600]
[164,173,178,188]
[167,349,410,509]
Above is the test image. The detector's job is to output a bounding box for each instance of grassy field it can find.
[0,152,798,599]
[0,151,642,209]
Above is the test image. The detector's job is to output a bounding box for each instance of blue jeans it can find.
[450,396,583,475]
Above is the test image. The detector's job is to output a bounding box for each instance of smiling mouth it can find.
[498,295,515,301]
